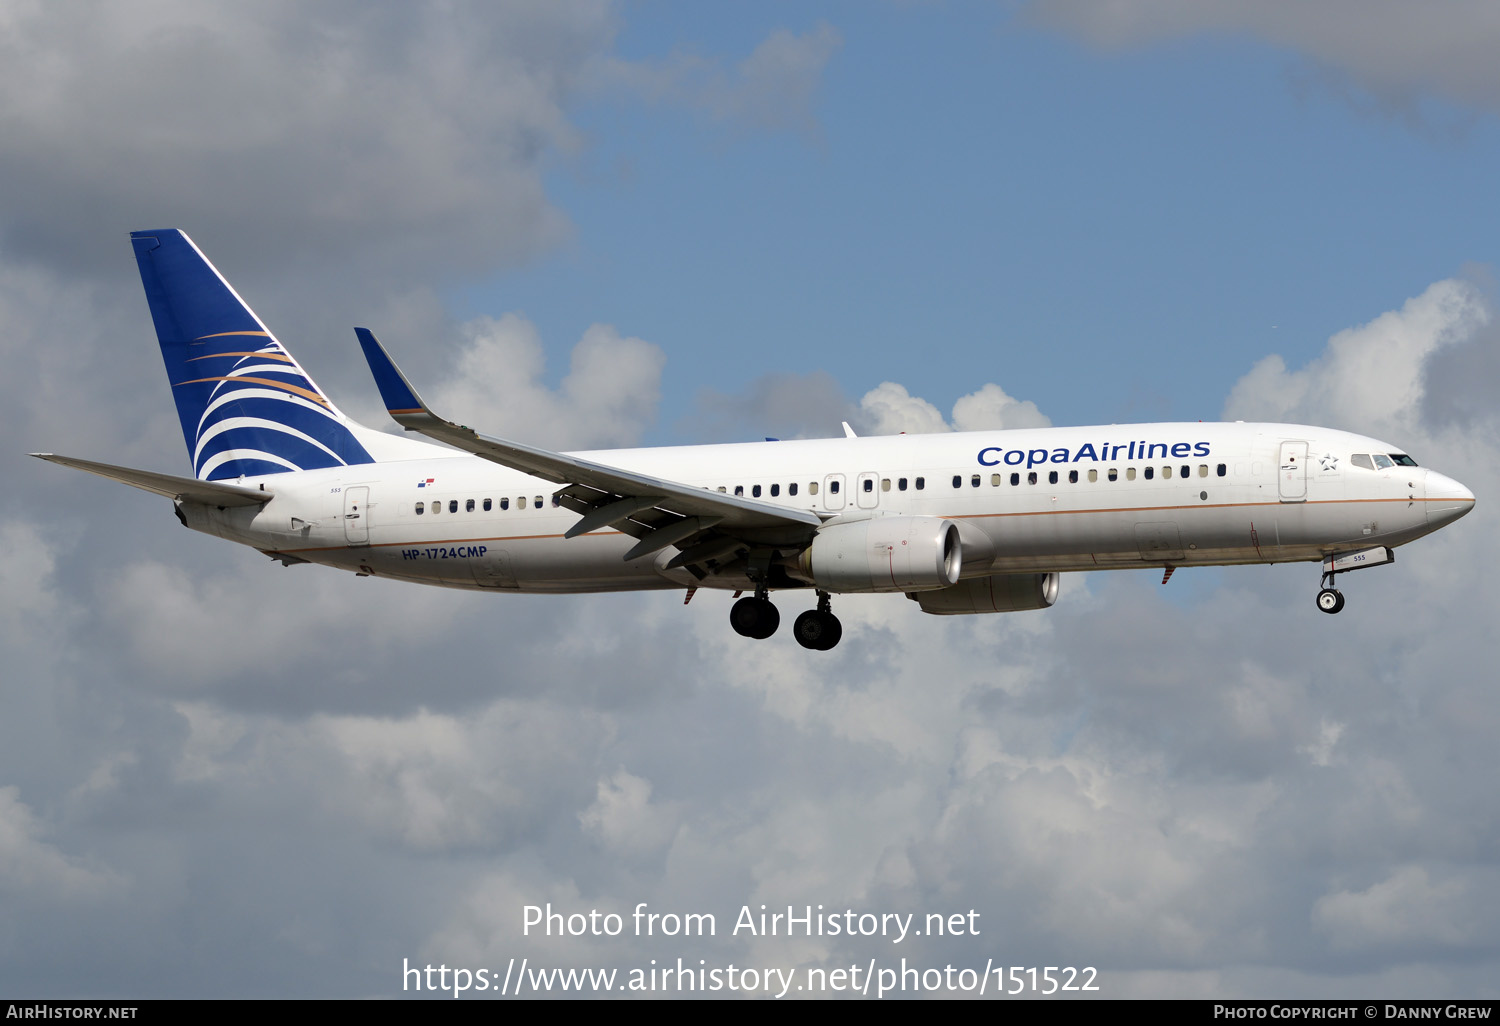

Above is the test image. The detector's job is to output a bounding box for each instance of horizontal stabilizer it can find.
[32,453,273,507]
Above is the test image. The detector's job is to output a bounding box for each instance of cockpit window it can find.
[1389,454,1418,467]
[1351,454,1374,470]
[1373,454,1395,470]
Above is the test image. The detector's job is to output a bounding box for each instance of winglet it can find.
[354,327,432,424]
[842,421,858,439]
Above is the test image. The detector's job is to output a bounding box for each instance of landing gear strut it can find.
[1313,547,1395,615]
[730,579,780,639]
[793,591,842,651]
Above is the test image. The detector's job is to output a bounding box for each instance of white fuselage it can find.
[177,421,1474,596]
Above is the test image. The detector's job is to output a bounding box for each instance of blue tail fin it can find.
[130,230,376,481]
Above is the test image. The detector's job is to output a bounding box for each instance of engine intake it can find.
[911,572,1060,615]
[800,516,961,593]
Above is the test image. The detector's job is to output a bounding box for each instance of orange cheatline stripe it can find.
[186,351,293,362]
[277,495,1475,556]
[194,331,271,339]
[949,496,1472,520]
[387,408,426,415]
[172,375,330,407]
[283,530,622,554]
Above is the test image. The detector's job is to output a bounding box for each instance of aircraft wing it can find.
[32,453,273,507]
[355,329,822,566]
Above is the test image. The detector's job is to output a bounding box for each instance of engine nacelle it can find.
[799,516,962,594]
[911,572,1060,615]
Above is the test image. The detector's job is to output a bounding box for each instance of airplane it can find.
[34,230,1476,651]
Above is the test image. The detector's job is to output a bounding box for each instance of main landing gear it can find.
[730,587,843,649]
[793,591,842,651]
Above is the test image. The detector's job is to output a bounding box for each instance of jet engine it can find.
[799,516,961,593]
[910,572,1059,615]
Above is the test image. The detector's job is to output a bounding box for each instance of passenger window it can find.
[990,474,1001,486]
[915,477,925,490]
[499,497,509,510]
[810,482,819,495]
[415,502,424,515]
[1217,464,1227,477]
[1161,467,1170,480]
[1027,471,1038,485]
[1198,465,1208,478]
[1108,468,1118,482]
[864,479,874,493]
[535,496,543,507]
[898,478,908,491]
[830,480,840,494]
[517,497,527,509]
[752,484,762,498]
[770,483,780,497]
[881,478,891,492]
[431,501,440,513]
[1010,472,1020,486]
[734,485,744,497]
[952,475,962,489]
[717,486,726,493]
[1181,465,1190,479]
[968,475,977,488]
[466,498,475,512]
[1144,467,1154,480]
[1048,470,1058,484]
[1373,454,1395,470]
[1126,468,1137,481]
[1088,469,1098,482]
[789,483,798,496]
[1069,469,1078,483]
[483,498,492,512]
[449,500,458,513]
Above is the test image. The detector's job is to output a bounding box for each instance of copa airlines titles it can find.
[976,439,1213,469]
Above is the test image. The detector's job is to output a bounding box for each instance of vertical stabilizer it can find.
[130,229,376,481]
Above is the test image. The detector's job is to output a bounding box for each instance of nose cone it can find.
[1425,470,1476,527]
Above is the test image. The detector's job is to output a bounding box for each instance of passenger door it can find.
[1278,441,1308,502]
[343,486,370,546]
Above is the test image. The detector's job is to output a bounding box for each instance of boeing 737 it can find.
[34,230,1476,650]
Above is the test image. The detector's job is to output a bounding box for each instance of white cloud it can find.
[430,314,666,450]
[1223,278,1490,439]
[858,380,1052,435]
[0,787,116,900]
[1026,0,1500,117]
[0,1,612,275]
[579,769,681,858]
[1313,866,1479,950]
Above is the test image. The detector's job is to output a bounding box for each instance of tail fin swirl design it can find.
[130,230,375,481]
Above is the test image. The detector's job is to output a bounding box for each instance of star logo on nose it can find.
[1319,453,1339,471]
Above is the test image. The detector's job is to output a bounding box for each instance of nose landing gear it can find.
[1316,587,1345,614]
[1313,546,1396,614]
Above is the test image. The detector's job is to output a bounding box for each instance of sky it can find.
[2,0,1499,1000]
